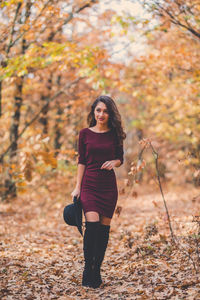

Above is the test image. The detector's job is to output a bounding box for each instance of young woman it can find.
[71,95,126,289]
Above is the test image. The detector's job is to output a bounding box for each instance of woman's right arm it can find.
[71,129,86,198]
[71,164,85,198]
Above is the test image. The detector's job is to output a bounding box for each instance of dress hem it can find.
[83,208,114,219]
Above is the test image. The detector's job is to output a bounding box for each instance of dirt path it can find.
[0,184,200,299]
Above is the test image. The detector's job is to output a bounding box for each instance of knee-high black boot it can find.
[82,221,100,287]
[91,224,110,288]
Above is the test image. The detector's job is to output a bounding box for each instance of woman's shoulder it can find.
[79,128,89,137]
[79,127,88,133]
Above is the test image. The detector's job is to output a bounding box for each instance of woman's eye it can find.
[96,109,108,113]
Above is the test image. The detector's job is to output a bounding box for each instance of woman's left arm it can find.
[114,140,124,167]
[100,159,121,170]
[101,141,124,170]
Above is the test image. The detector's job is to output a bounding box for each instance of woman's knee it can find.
[100,215,112,225]
[85,211,100,222]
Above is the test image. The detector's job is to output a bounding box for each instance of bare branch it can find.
[138,138,199,273]
[47,0,98,41]
[154,1,200,40]
[149,141,176,242]
[6,0,53,52]
[6,2,22,54]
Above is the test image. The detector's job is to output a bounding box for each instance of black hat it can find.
[63,196,83,236]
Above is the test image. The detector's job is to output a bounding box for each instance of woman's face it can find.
[94,101,109,126]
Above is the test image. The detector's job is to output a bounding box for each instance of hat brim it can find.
[63,204,76,226]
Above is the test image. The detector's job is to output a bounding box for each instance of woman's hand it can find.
[71,186,81,198]
[100,160,119,170]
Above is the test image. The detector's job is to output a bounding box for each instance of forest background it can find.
[0,0,200,299]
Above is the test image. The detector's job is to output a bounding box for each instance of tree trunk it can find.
[2,77,23,200]
[0,81,2,118]
[2,0,31,201]
[54,75,62,157]
[39,76,52,135]
[54,103,62,157]
[136,128,144,182]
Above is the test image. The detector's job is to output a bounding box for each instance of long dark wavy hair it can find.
[87,95,126,146]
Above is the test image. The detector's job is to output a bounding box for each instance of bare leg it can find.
[85,211,100,222]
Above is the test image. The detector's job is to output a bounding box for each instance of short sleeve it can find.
[115,141,124,166]
[78,129,86,165]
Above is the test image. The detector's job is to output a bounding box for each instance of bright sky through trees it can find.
[73,0,155,63]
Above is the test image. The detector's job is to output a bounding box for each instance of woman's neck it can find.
[94,125,109,131]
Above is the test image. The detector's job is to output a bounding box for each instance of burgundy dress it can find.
[78,127,124,218]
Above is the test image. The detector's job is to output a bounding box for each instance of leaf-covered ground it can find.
[1,183,200,300]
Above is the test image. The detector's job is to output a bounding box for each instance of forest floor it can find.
[0,182,200,300]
